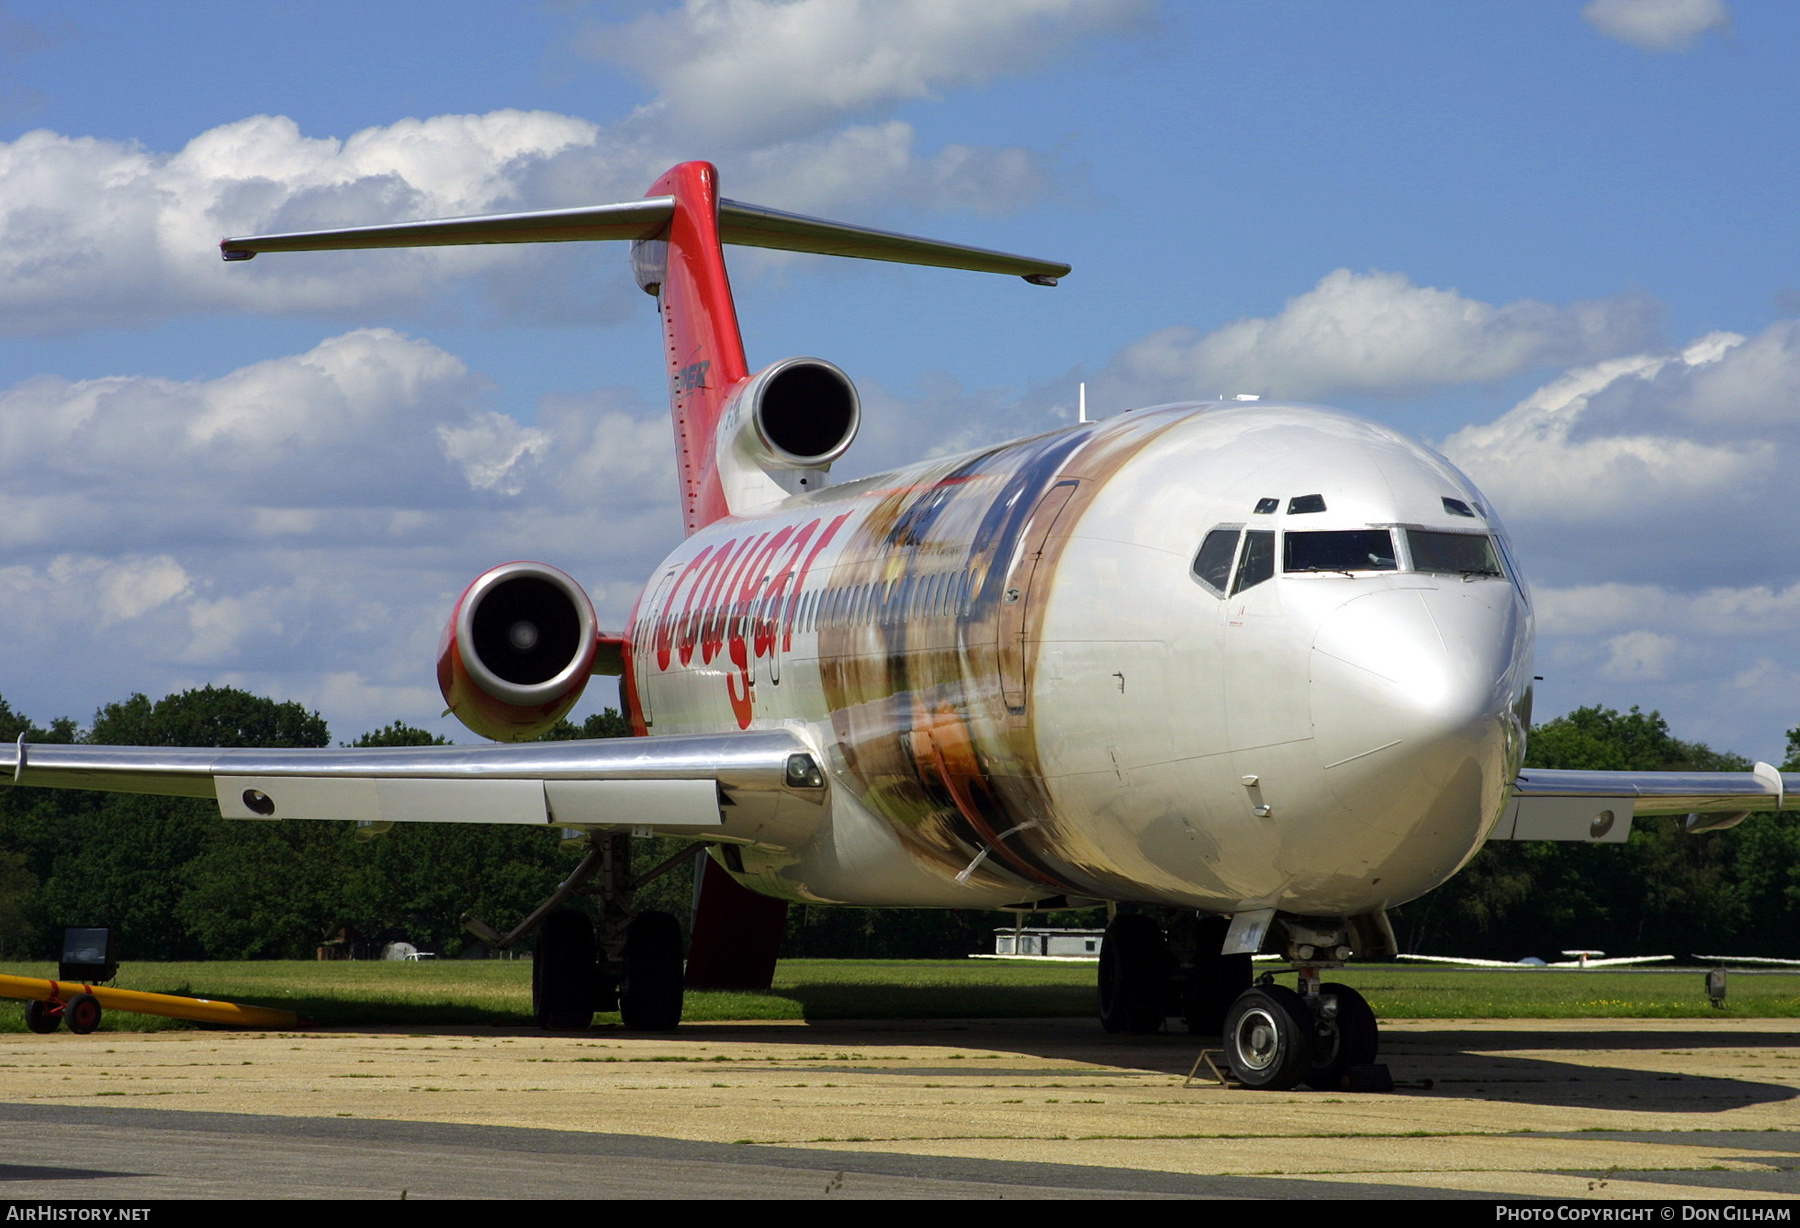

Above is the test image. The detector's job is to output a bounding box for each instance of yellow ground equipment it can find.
[2,972,303,1033]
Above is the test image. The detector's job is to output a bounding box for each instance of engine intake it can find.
[438,561,597,741]
[733,357,860,469]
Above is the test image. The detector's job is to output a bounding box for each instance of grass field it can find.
[2,959,1796,1033]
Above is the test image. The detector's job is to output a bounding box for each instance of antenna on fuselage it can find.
[1078,383,1088,424]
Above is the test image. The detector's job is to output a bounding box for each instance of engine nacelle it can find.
[714,357,860,513]
[437,561,597,742]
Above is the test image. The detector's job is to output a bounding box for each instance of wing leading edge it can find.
[1493,764,1796,843]
[2,731,821,835]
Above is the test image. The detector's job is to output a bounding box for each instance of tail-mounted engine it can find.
[438,561,597,741]
[714,357,860,514]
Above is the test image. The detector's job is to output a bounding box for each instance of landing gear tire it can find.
[23,999,60,1034]
[1098,913,1173,1034]
[1185,951,1252,1036]
[533,907,598,1031]
[1303,982,1378,1091]
[1181,916,1253,1036]
[1224,984,1312,1090]
[65,993,102,1035]
[620,910,684,1032]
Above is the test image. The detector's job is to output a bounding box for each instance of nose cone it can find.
[1307,582,1527,904]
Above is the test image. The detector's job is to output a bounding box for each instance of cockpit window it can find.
[1408,529,1504,577]
[1232,530,1275,594]
[1284,530,1398,573]
[1288,494,1327,514]
[1441,496,1477,518]
[1192,528,1241,596]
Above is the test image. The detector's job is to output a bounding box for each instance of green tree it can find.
[1393,706,1796,960]
[3,687,330,960]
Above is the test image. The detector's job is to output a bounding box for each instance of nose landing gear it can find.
[1222,983,1312,1089]
[1218,914,1388,1091]
[1220,968,1381,1091]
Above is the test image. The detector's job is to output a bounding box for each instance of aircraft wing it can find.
[1493,763,1796,843]
[0,731,819,832]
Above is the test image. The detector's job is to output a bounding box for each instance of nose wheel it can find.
[1304,981,1378,1090]
[1223,977,1379,1091]
[1223,984,1312,1089]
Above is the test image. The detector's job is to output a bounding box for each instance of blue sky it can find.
[0,0,1796,760]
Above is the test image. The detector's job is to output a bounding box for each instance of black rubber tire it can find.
[65,993,102,1035]
[1098,913,1173,1034]
[1223,984,1313,1090]
[1182,916,1253,1036]
[532,908,597,1031]
[620,911,684,1032]
[23,999,61,1034]
[1303,982,1379,1091]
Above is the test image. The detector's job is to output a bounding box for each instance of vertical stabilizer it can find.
[634,162,749,536]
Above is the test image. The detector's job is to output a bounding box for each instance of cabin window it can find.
[1284,529,1398,574]
[1407,530,1503,577]
[1232,530,1275,594]
[1192,528,1241,596]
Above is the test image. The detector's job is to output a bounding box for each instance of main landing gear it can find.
[469,832,694,1032]
[1098,911,1385,1092]
[1098,913,1252,1036]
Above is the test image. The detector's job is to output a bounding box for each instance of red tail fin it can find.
[638,162,748,536]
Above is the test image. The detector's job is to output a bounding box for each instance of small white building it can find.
[993,928,1106,958]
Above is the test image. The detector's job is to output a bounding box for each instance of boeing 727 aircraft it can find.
[5,161,1793,1090]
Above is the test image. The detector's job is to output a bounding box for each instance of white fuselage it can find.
[624,403,1534,922]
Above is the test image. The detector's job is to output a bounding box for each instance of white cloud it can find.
[1437,317,1800,761]
[1583,0,1731,53]
[1599,630,1677,680]
[0,331,680,739]
[1096,269,1659,404]
[586,0,1152,146]
[1442,321,1800,590]
[0,102,1076,332]
[0,112,651,332]
[1537,580,1800,638]
[437,412,551,495]
[93,555,192,625]
[0,0,1161,335]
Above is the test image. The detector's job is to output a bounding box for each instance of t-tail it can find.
[221,160,1069,536]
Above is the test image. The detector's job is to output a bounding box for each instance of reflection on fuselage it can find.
[624,403,1533,921]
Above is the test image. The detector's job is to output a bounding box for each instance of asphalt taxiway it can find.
[1,1016,1796,1199]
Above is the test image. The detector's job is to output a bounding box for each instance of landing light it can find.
[785,753,825,790]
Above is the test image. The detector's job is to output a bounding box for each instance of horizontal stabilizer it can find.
[221,197,1069,284]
